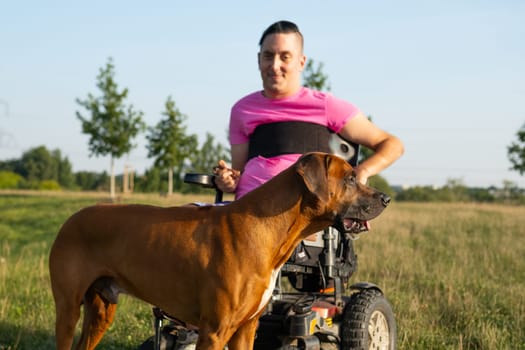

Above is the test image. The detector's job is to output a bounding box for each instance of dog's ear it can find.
[295,153,330,202]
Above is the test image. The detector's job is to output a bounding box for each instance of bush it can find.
[0,171,23,189]
[75,171,109,191]
[367,174,394,198]
[38,180,62,190]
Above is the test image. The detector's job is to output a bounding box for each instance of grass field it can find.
[0,191,524,349]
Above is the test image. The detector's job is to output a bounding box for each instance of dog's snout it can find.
[381,193,391,207]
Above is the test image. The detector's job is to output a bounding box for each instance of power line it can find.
[0,99,9,117]
[0,99,17,148]
[0,129,17,148]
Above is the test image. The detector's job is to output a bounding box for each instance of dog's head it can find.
[295,152,390,233]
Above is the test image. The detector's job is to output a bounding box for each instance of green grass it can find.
[0,192,524,349]
[0,191,214,350]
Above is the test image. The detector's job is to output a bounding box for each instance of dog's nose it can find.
[381,193,391,207]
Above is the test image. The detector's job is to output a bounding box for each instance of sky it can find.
[1,1,524,188]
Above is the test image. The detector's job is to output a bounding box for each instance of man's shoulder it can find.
[233,90,263,106]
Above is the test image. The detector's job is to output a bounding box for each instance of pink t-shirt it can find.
[230,87,360,199]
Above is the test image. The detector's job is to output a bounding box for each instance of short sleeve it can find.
[229,102,249,145]
[325,94,361,132]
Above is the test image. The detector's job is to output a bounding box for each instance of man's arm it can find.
[214,143,249,193]
[230,143,249,173]
[339,112,404,184]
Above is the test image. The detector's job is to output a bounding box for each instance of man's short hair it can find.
[258,20,304,49]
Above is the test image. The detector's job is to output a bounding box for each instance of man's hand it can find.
[354,165,371,185]
[213,160,241,193]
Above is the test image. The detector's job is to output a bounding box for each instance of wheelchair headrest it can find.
[328,133,359,167]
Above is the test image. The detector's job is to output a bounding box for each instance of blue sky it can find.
[1,1,524,188]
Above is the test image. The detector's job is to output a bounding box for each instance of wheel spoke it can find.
[368,310,390,350]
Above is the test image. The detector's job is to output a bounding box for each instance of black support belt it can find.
[248,121,332,160]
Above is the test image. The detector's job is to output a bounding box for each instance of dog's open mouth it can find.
[343,218,370,233]
[333,215,371,235]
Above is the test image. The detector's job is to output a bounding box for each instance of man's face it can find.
[258,33,306,99]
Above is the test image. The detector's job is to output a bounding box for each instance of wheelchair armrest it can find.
[184,173,217,188]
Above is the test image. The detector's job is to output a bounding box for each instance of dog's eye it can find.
[344,176,356,187]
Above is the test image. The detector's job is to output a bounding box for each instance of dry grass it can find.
[354,202,525,349]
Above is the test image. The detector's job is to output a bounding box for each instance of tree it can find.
[19,146,74,189]
[134,166,163,193]
[501,180,522,202]
[441,178,469,202]
[190,132,230,173]
[76,57,145,198]
[75,171,109,191]
[302,59,331,91]
[0,145,74,189]
[19,145,56,184]
[508,123,525,175]
[53,149,75,189]
[368,175,394,198]
[179,132,231,194]
[146,96,198,196]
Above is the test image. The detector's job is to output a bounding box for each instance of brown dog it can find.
[49,152,390,350]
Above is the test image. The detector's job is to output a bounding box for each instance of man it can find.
[215,20,404,199]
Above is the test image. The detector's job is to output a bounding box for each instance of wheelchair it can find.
[139,136,396,350]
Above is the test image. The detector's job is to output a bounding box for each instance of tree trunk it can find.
[123,165,129,194]
[110,157,116,199]
[129,167,134,193]
[168,167,173,197]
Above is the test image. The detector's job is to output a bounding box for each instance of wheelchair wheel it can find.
[136,329,179,350]
[137,336,155,350]
[340,288,396,350]
[137,335,176,350]
[138,323,200,350]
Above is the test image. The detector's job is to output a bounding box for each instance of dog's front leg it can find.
[227,317,259,350]
[194,325,230,350]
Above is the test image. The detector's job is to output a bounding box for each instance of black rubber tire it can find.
[137,334,176,350]
[340,288,396,350]
[137,336,155,350]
